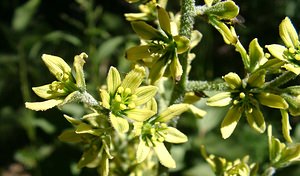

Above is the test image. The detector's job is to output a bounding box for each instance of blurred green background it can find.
[1,0,300,175]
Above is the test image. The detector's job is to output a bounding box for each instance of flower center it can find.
[112,86,137,113]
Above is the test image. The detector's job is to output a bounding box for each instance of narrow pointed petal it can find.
[169,55,183,82]
[257,92,288,109]
[149,59,168,85]
[189,105,207,118]
[174,35,190,54]
[134,86,158,106]
[282,64,300,75]
[121,65,145,91]
[100,89,111,109]
[157,6,171,34]
[136,139,151,163]
[223,72,242,89]
[107,67,121,95]
[32,84,67,99]
[249,38,265,72]
[63,114,81,126]
[153,142,176,168]
[281,110,293,143]
[206,92,232,107]
[42,54,71,81]
[156,103,190,122]
[25,99,63,111]
[131,21,163,40]
[110,113,129,133]
[220,105,242,139]
[74,53,88,90]
[247,70,266,88]
[126,108,156,122]
[265,44,286,61]
[126,45,155,61]
[279,17,299,48]
[245,106,266,133]
[164,127,188,143]
[146,98,158,112]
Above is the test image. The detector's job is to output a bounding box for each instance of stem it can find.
[235,40,250,70]
[264,71,297,88]
[169,0,195,105]
[186,80,229,92]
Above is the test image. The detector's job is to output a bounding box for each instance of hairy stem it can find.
[264,71,297,88]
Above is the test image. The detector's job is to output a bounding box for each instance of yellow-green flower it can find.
[126,6,190,84]
[207,71,288,139]
[100,65,158,133]
[125,0,157,21]
[133,103,199,168]
[25,53,88,111]
[266,17,300,75]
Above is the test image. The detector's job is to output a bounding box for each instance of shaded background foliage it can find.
[1,0,300,175]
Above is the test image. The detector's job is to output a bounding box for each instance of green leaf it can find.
[131,21,163,40]
[245,106,266,133]
[257,92,288,109]
[279,17,299,48]
[110,113,129,133]
[126,108,156,122]
[12,0,41,31]
[25,99,63,111]
[156,104,190,122]
[153,142,176,168]
[107,67,121,95]
[136,139,151,163]
[280,110,293,143]
[220,105,242,139]
[134,86,158,106]
[164,127,188,143]
[157,6,171,34]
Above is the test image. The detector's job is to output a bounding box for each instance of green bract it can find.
[100,65,158,133]
[266,17,300,75]
[126,6,191,84]
[207,71,288,139]
[25,53,88,111]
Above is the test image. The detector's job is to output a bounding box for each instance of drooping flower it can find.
[25,53,89,111]
[126,6,191,84]
[99,65,158,133]
[133,103,206,168]
[206,71,288,139]
[266,17,300,75]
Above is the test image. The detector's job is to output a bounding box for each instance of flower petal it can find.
[121,65,145,91]
[131,21,163,40]
[174,35,190,54]
[126,108,156,122]
[265,44,286,61]
[25,99,63,111]
[164,127,188,143]
[74,53,88,90]
[223,72,242,89]
[32,84,67,99]
[249,38,265,72]
[279,17,299,48]
[189,105,207,118]
[157,6,171,34]
[169,55,183,81]
[245,106,266,133]
[126,45,156,62]
[149,58,168,85]
[107,67,121,95]
[247,69,266,88]
[282,63,300,75]
[134,86,158,106]
[206,92,232,107]
[100,89,111,109]
[136,139,151,163]
[220,105,242,139]
[153,142,176,168]
[42,54,72,81]
[280,110,293,143]
[110,113,129,133]
[156,103,190,122]
[257,92,288,109]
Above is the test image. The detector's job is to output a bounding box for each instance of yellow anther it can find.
[115,94,122,102]
[150,128,156,134]
[265,53,271,59]
[151,136,157,141]
[125,88,132,95]
[295,54,300,61]
[158,136,165,142]
[247,108,253,113]
[119,103,127,110]
[289,47,296,54]
[233,100,239,105]
[131,94,138,100]
[239,92,246,99]
[128,102,136,109]
[160,123,167,129]
[117,86,124,93]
